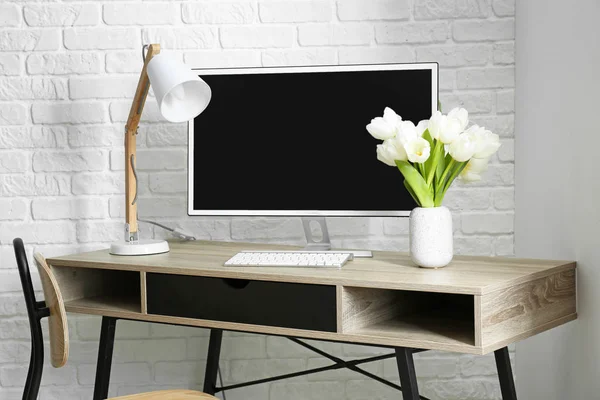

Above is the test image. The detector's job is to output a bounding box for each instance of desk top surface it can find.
[47,239,575,295]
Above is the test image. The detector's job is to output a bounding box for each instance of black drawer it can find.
[146,273,338,332]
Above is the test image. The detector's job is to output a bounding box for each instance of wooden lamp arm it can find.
[124,43,161,241]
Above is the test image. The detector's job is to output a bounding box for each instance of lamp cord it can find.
[137,218,173,234]
[130,154,138,205]
[137,217,197,241]
[142,44,149,62]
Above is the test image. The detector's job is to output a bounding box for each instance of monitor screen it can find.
[188,62,438,217]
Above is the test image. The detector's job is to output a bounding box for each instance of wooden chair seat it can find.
[110,389,218,399]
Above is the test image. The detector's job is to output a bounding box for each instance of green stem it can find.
[443,161,468,194]
[437,158,456,194]
[435,161,468,206]
[416,162,425,178]
[422,129,435,185]
[396,160,434,208]
[426,140,442,186]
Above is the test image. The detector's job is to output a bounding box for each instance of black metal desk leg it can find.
[203,329,223,395]
[395,347,420,400]
[495,347,518,400]
[93,317,117,400]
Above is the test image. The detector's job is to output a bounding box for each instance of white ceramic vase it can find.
[409,206,453,268]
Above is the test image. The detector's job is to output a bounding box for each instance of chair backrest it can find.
[14,238,70,400]
[14,237,69,369]
[33,252,69,368]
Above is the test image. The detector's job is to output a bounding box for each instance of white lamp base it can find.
[110,239,170,256]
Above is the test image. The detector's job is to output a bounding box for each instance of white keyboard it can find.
[224,251,353,268]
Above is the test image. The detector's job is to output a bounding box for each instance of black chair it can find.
[14,237,49,400]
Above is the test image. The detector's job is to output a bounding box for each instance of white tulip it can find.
[404,137,431,164]
[448,132,477,162]
[440,117,463,144]
[395,120,419,146]
[447,107,469,132]
[416,119,429,137]
[464,125,501,159]
[383,107,402,126]
[366,107,402,140]
[427,111,444,140]
[427,108,467,144]
[376,138,407,166]
[459,157,489,182]
[366,117,396,140]
[470,156,489,172]
[459,170,482,182]
[463,124,484,136]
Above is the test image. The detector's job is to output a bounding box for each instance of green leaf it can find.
[444,152,452,166]
[434,151,446,202]
[422,129,435,179]
[396,160,434,207]
[422,128,433,146]
[411,161,425,179]
[434,160,469,206]
[435,148,446,185]
[403,179,420,206]
[425,140,443,186]
[436,158,456,195]
[443,161,468,193]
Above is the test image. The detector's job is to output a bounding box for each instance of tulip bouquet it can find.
[366,107,500,208]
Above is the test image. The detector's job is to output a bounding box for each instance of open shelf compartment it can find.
[51,265,142,314]
[340,286,475,348]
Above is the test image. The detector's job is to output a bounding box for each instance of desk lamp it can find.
[109,44,211,256]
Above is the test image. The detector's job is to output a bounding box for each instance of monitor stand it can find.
[301,217,373,258]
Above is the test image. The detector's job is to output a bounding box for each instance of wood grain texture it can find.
[124,43,160,234]
[474,296,482,347]
[67,294,141,314]
[481,313,577,355]
[109,389,217,399]
[47,239,576,295]
[64,297,482,354]
[51,265,140,306]
[336,285,343,333]
[140,271,147,314]
[47,239,578,355]
[350,315,474,348]
[479,268,576,350]
[34,252,69,368]
[51,266,111,302]
[341,287,426,332]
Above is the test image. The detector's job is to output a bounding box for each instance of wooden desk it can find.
[47,239,577,400]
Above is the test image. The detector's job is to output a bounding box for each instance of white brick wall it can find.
[0,0,515,399]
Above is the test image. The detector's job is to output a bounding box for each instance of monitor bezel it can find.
[187,62,439,217]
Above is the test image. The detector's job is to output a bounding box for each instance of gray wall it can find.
[515,0,600,398]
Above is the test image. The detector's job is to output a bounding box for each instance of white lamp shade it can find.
[147,54,212,123]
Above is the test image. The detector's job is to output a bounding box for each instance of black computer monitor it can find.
[188,62,438,218]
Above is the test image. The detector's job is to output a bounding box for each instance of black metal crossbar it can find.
[288,338,431,400]
[214,336,431,400]
[215,350,394,391]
